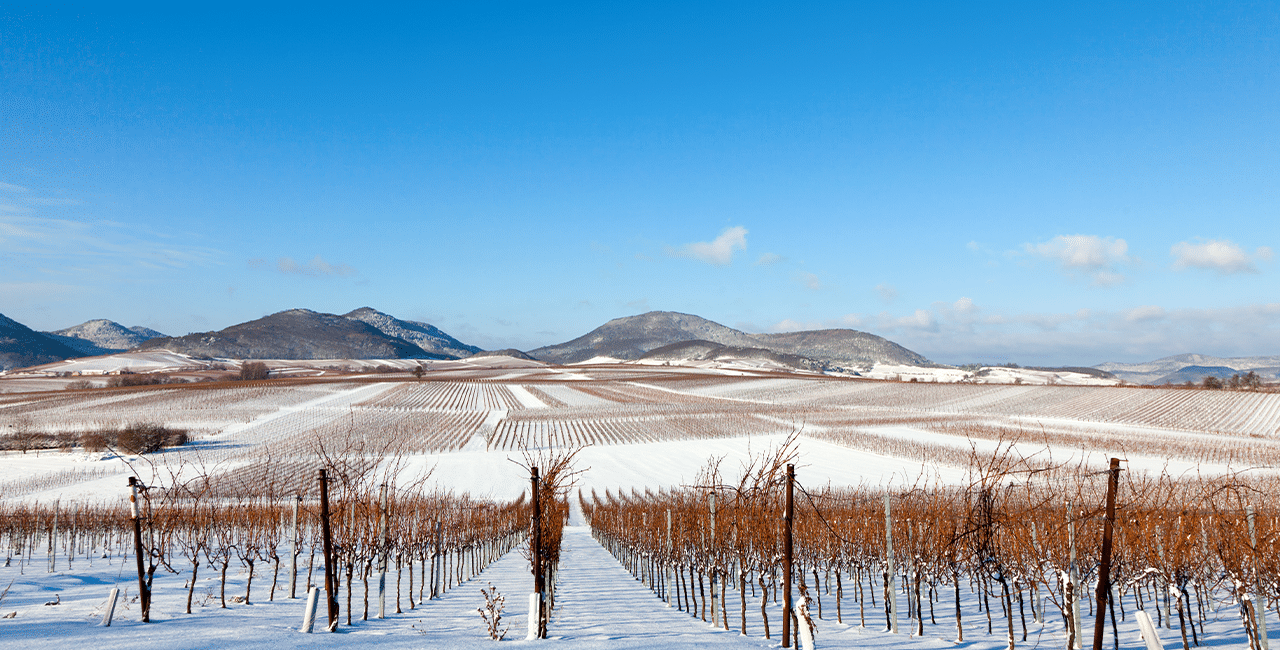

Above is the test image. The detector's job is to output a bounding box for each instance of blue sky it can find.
[2,2,1277,365]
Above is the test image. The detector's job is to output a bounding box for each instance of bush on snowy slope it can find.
[0,421,188,454]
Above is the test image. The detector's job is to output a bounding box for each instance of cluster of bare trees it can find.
[585,441,1280,649]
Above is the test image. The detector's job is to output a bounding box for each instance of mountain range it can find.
[637,340,829,372]
[1095,354,1280,384]
[528,311,930,368]
[45,319,167,356]
[134,308,473,360]
[2,307,1276,383]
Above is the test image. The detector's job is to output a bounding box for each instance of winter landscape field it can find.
[7,1,1280,648]
[2,359,1279,650]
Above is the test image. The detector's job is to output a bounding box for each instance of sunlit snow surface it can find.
[2,360,1278,648]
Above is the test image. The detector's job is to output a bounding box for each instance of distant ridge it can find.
[136,308,455,360]
[529,311,929,368]
[45,319,167,356]
[756,329,929,368]
[470,348,536,360]
[343,307,481,359]
[1097,353,1280,384]
[530,312,761,364]
[638,339,827,372]
[0,313,82,371]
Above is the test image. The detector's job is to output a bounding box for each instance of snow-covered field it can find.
[4,521,1272,650]
[2,363,1278,647]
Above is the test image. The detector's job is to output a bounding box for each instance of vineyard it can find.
[2,364,1280,648]
[585,438,1280,650]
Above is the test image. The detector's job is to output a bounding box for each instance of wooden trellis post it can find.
[783,464,794,648]
[319,469,338,631]
[1093,458,1121,650]
[127,477,150,623]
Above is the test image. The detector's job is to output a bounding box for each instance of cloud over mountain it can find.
[669,226,748,266]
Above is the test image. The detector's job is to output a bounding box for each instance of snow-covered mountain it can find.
[134,308,482,361]
[342,307,480,359]
[1096,353,1280,384]
[528,311,930,368]
[45,319,167,355]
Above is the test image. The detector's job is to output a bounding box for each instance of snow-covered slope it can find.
[343,307,480,359]
[46,319,166,355]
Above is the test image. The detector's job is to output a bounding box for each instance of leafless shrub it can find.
[239,362,271,381]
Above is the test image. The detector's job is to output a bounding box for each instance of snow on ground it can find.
[2,521,1272,649]
[3,366,1278,648]
[532,385,614,407]
[8,351,219,377]
[392,433,970,503]
[862,364,1119,386]
[507,386,548,409]
[860,424,1261,479]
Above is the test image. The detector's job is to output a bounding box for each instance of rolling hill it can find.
[528,311,930,368]
[0,313,82,371]
[135,308,452,360]
[45,319,167,356]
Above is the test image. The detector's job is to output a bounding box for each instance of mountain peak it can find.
[47,319,167,356]
[530,311,928,367]
[342,307,481,358]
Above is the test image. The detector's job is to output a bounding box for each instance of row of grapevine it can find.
[0,475,528,628]
[489,412,779,450]
[584,446,1280,649]
[356,381,526,411]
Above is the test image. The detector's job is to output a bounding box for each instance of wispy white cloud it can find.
[0,215,218,268]
[669,226,747,266]
[1027,234,1130,270]
[276,255,355,277]
[1171,239,1268,274]
[0,281,84,303]
[755,252,783,266]
[766,313,866,333]
[1124,305,1166,322]
[1024,234,1132,285]
[875,283,897,303]
[794,272,821,290]
[1091,271,1126,287]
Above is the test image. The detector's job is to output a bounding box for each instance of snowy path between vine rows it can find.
[543,526,771,648]
[5,523,1269,649]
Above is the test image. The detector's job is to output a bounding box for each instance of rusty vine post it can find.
[782,464,794,648]
[1093,458,1121,650]
[127,477,151,623]
[319,468,339,631]
[531,466,545,639]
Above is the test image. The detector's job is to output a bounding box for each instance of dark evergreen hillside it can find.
[136,308,448,360]
[0,313,82,371]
